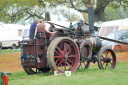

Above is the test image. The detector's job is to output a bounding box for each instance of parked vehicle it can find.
[102,30,128,51]
[21,25,30,40]
[98,18,128,37]
[0,23,24,49]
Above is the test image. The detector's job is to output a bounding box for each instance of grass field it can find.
[1,49,128,85]
[0,49,15,55]
[8,61,128,85]
[0,48,20,55]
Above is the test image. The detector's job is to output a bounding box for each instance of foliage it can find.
[0,0,84,24]
[48,0,128,21]
[109,0,128,10]
[0,0,47,24]
[105,3,128,21]
[45,0,113,21]
[0,0,128,23]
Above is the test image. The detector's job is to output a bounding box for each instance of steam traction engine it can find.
[19,5,116,75]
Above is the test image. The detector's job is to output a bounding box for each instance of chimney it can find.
[87,5,94,35]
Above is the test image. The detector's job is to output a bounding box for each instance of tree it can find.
[45,0,128,22]
[0,0,84,24]
[0,0,47,24]
[105,3,128,21]
[41,0,114,22]
[0,0,128,24]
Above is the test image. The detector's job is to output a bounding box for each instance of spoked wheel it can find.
[21,48,50,75]
[47,37,80,73]
[97,47,116,69]
[77,61,90,69]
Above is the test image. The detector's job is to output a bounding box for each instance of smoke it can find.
[44,5,84,22]
[17,5,84,25]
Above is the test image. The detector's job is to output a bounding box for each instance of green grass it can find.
[0,48,20,55]
[8,61,128,85]
[0,49,14,55]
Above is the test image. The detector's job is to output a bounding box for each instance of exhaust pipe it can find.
[87,5,94,35]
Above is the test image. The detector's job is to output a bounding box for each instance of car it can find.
[0,24,24,49]
[102,30,128,51]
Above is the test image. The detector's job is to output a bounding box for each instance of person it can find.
[29,20,38,39]
[34,19,53,39]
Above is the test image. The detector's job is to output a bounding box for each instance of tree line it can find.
[0,0,128,24]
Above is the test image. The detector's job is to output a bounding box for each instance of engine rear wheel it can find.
[47,37,80,73]
[97,47,116,69]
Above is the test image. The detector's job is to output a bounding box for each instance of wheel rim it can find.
[100,49,116,69]
[47,37,80,73]
[54,39,79,72]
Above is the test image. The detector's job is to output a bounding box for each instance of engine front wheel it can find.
[97,47,116,69]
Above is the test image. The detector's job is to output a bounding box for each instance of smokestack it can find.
[87,5,94,35]
[45,11,51,21]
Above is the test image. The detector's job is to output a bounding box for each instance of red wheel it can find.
[47,37,80,73]
[97,47,116,69]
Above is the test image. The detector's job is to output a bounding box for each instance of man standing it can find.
[29,20,38,39]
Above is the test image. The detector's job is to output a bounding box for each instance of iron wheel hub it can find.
[105,58,111,63]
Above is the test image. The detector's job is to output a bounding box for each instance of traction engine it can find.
[19,5,116,75]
